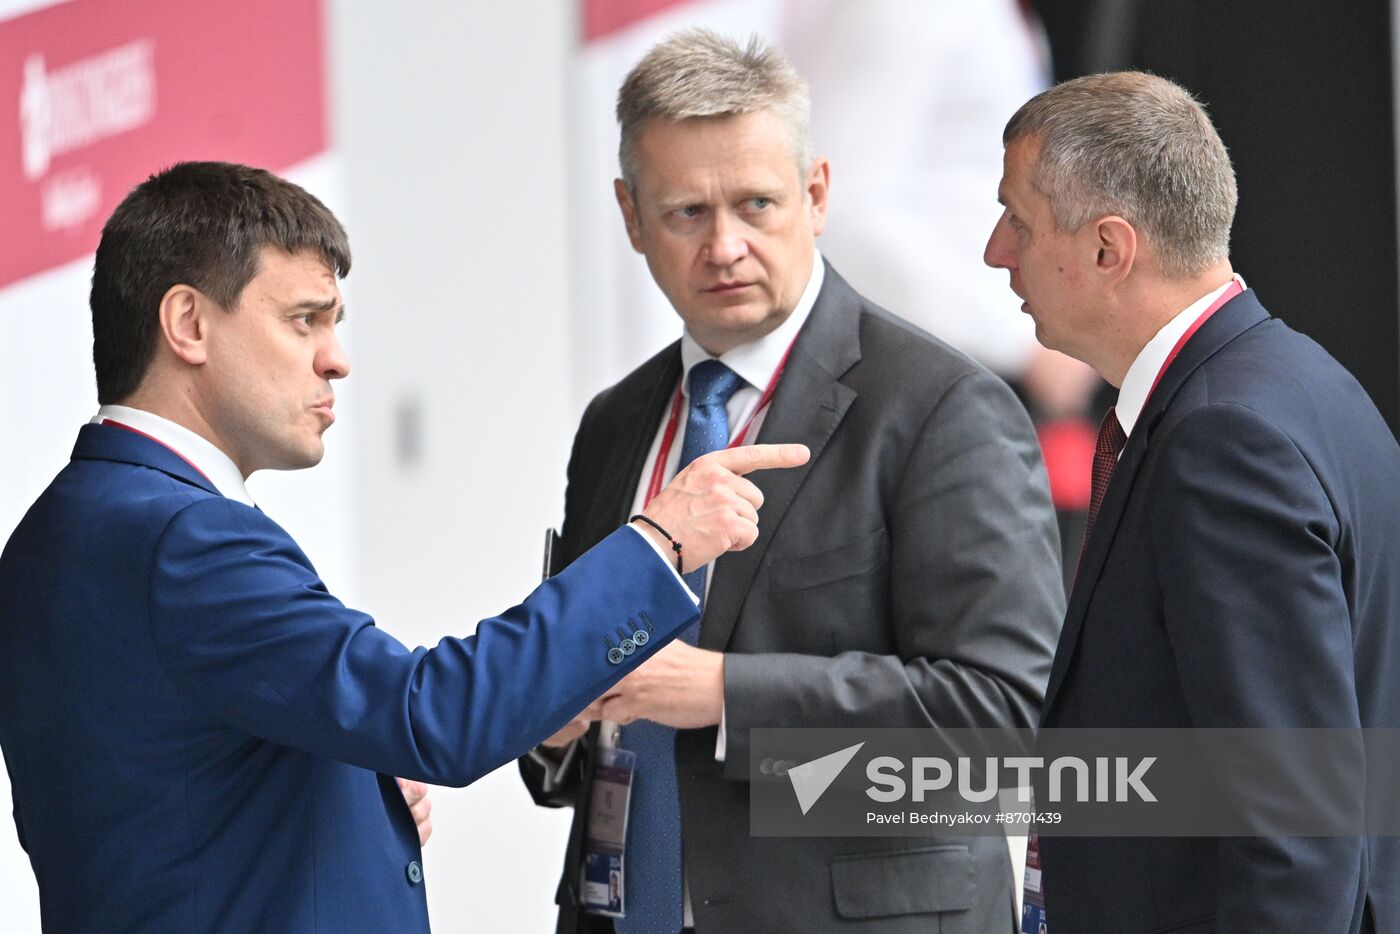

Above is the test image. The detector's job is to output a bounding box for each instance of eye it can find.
[291,314,314,332]
[748,197,772,210]
[675,205,703,219]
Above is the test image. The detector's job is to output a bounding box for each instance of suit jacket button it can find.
[632,629,649,646]
[406,860,423,885]
[607,647,625,665]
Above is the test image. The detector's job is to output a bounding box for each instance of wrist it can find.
[630,514,684,573]
[705,652,726,724]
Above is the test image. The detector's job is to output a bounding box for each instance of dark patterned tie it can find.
[616,359,743,933]
[1083,406,1128,549]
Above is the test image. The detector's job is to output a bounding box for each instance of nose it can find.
[704,209,749,267]
[317,328,351,380]
[983,213,1015,270]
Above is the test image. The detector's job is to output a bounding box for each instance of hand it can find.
[1021,346,1101,420]
[397,778,433,847]
[599,641,725,730]
[540,699,604,749]
[638,443,809,570]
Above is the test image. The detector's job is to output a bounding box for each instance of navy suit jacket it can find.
[1038,290,1400,933]
[0,423,698,932]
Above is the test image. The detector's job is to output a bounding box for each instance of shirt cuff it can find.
[527,740,581,794]
[715,703,727,761]
[627,523,699,604]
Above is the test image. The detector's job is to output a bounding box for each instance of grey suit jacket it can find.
[521,262,1065,933]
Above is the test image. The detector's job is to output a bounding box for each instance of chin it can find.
[271,442,326,472]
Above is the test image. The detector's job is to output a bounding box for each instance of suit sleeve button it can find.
[406,860,423,884]
[632,629,649,647]
[607,647,625,665]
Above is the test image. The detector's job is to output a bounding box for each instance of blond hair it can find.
[616,29,812,188]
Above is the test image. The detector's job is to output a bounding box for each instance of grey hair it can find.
[1003,71,1237,278]
[616,29,812,189]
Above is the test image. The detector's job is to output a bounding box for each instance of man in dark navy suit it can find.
[0,161,806,932]
[985,72,1399,933]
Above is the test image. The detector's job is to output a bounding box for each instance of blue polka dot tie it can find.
[615,359,744,933]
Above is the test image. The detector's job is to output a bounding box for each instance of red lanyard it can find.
[101,418,215,485]
[1145,278,1244,404]
[643,340,797,506]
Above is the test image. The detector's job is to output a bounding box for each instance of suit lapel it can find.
[699,262,862,652]
[1042,290,1273,714]
[583,346,683,549]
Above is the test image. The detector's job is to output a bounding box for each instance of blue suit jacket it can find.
[1038,290,1400,933]
[0,423,698,932]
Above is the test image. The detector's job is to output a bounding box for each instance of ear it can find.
[158,284,209,366]
[614,178,644,254]
[806,157,831,237]
[1092,215,1137,284]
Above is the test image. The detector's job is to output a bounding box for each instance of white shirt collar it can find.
[92,404,256,507]
[1116,274,1246,439]
[679,251,826,395]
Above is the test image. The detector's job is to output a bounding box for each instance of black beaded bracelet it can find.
[630,514,684,574]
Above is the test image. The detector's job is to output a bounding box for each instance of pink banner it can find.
[0,0,329,289]
[581,0,698,41]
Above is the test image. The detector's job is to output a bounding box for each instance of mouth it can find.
[310,399,336,424]
[704,282,755,296]
[1008,283,1028,314]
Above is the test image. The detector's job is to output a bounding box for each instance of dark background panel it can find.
[1037,0,1400,436]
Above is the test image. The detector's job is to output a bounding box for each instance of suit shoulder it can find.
[581,341,679,425]
[1177,318,1392,450]
[0,460,226,609]
[851,295,1020,407]
[12,458,214,542]
[157,493,298,549]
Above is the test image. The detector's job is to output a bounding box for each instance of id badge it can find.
[1021,901,1048,934]
[581,745,635,917]
[1021,830,1048,934]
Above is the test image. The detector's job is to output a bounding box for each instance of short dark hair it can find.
[90,161,351,404]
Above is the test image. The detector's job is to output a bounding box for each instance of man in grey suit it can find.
[520,30,1065,933]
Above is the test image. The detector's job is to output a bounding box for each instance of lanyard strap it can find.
[1145,278,1244,404]
[643,340,797,506]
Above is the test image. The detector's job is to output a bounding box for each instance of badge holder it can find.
[581,733,634,918]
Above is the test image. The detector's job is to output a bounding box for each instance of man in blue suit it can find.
[984,72,1400,933]
[0,161,806,932]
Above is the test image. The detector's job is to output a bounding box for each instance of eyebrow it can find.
[286,297,345,322]
[657,194,705,211]
[997,191,1024,216]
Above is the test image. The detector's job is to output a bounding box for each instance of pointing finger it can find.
[703,443,809,476]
